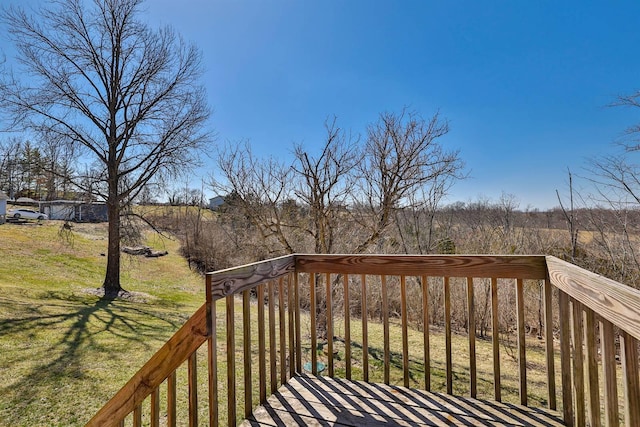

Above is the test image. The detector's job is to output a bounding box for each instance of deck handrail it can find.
[85,254,640,427]
[546,255,640,341]
[85,304,209,426]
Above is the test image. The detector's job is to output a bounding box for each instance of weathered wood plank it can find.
[583,307,601,427]
[621,331,640,427]
[296,254,547,279]
[382,275,390,385]
[361,274,369,383]
[150,387,159,427]
[257,284,266,403]
[401,275,410,388]
[444,276,452,395]
[86,305,208,427]
[288,275,296,379]
[294,274,302,374]
[466,277,476,398]
[243,374,566,427]
[543,278,556,411]
[344,274,352,381]
[546,255,640,341]
[133,404,141,427]
[243,290,253,418]
[422,275,431,392]
[326,273,334,377]
[188,351,198,427]
[491,277,501,402]
[268,281,277,394]
[207,287,218,427]
[227,295,236,426]
[167,371,176,427]
[600,319,619,427]
[515,278,527,406]
[559,290,574,426]
[208,255,295,300]
[571,299,585,427]
[278,278,286,386]
[310,274,317,376]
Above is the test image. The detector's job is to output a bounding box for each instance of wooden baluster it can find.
[444,276,452,395]
[268,281,277,393]
[243,289,252,419]
[361,274,369,382]
[206,275,218,427]
[188,351,198,427]
[422,275,430,391]
[133,404,142,427]
[600,318,618,427]
[583,307,601,427]
[621,331,640,427]
[257,284,266,403]
[559,290,574,426]
[167,370,177,427]
[310,274,317,376]
[226,294,236,426]
[344,274,352,380]
[288,274,296,379]
[326,273,334,377]
[571,299,585,427]
[294,273,302,374]
[466,277,476,398]
[382,275,390,385]
[278,277,286,385]
[491,277,501,401]
[118,420,124,427]
[150,387,160,427]
[401,275,409,388]
[543,278,557,411]
[516,278,527,406]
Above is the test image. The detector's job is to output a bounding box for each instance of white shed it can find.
[0,191,7,224]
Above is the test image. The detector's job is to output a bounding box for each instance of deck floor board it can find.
[241,374,565,427]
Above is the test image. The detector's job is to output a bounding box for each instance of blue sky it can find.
[4,1,640,209]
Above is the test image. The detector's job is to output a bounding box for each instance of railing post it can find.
[491,277,501,402]
[583,307,601,427]
[422,275,431,392]
[444,276,452,395]
[382,275,390,385]
[466,276,475,398]
[361,274,369,383]
[242,289,252,419]
[206,274,218,427]
[516,278,527,406]
[621,331,640,426]
[401,275,410,388]
[571,300,585,427]
[559,290,574,426]
[600,318,619,427]
[226,295,236,426]
[543,278,556,411]
[344,274,352,381]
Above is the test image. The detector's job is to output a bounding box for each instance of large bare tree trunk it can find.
[103,179,122,296]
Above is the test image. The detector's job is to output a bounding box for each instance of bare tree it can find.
[1,0,211,296]
[293,118,361,254]
[352,109,465,253]
[212,141,296,255]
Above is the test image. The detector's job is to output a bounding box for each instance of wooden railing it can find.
[86,254,640,427]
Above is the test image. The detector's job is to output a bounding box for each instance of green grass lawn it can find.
[0,221,204,426]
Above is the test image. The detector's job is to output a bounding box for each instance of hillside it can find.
[0,220,204,426]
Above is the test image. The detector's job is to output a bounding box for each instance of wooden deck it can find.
[241,374,565,427]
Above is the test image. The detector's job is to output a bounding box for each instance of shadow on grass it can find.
[0,290,189,425]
